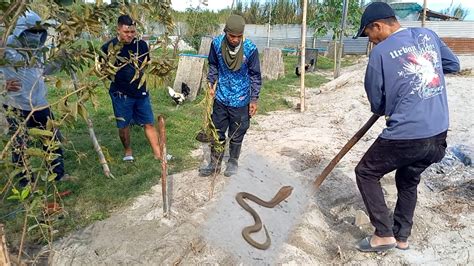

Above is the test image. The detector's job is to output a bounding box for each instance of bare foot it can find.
[370,235,396,246]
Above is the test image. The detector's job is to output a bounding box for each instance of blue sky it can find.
[171,0,474,20]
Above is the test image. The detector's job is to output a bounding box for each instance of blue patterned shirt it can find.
[208,35,262,107]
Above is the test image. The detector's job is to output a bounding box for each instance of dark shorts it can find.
[109,91,154,128]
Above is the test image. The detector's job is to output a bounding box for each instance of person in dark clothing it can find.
[101,15,161,162]
[352,2,460,252]
[2,11,68,186]
[199,14,262,177]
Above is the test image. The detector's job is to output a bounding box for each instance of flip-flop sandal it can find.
[396,243,410,250]
[356,236,396,253]
[123,155,135,162]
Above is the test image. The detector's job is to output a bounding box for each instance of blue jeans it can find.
[355,131,447,241]
[109,91,154,128]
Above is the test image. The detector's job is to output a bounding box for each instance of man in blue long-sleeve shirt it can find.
[353,2,460,253]
[199,15,262,177]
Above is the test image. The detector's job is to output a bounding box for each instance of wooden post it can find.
[333,40,337,75]
[267,1,272,47]
[157,115,169,216]
[300,0,308,112]
[0,224,10,266]
[422,0,427,27]
[335,0,349,78]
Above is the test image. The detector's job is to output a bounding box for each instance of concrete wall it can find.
[152,21,474,55]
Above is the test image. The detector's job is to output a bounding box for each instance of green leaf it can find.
[29,128,54,138]
[70,101,78,120]
[7,194,20,200]
[55,79,62,89]
[20,186,30,201]
[77,103,89,121]
[87,40,94,52]
[25,147,46,157]
[28,224,39,232]
[48,173,58,182]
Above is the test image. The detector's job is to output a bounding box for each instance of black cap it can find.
[118,14,136,26]
[354,2,396,38]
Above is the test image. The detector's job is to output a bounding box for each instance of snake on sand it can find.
[235,186,293,250]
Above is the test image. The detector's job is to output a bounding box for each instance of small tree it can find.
[441,4,470,20]
[308,0,361,76]
[183,8,220,51]
[310,0,361,41]
[0,0,174,262]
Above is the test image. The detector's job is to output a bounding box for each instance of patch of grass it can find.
[1,53,355,247]
[282,53,356,70]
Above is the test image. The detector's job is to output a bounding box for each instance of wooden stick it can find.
[314,114,380,188]
[157,115,169,216]
[71,72,114,179]
[87,119,115,179]
[299,0,308,112]
[0,224,11,266]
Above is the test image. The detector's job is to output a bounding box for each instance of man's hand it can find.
[5,79,21,92]
[208,82,217,98]
[249,101,258,117]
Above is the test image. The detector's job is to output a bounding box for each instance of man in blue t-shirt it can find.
[101,15,161,162]
[353,2,460,252]
[199,15,262,177]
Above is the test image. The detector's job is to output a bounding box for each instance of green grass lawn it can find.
[0,53,354,247]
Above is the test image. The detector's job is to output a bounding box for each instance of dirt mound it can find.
[51,56,474,265]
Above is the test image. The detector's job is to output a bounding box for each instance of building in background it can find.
[390,2,459,21]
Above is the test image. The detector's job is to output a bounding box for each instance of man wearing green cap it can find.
[199,14,262,177]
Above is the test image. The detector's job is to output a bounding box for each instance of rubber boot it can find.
[199,144,224,177]
[224,142,242,177]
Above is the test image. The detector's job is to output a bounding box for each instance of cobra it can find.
[235,186,293,250]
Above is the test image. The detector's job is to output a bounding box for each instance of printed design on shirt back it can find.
[393,34,444,100]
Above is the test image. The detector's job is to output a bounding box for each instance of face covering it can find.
[222,15,246,71]
[221,35,244,71]
[19,30,46,48]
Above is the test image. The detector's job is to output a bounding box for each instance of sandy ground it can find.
[51,56,473,265]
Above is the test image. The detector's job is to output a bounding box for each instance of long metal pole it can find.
[300,0,308,112]
[335,0,349,78]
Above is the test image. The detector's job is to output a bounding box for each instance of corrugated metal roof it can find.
[390,2,423,19]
